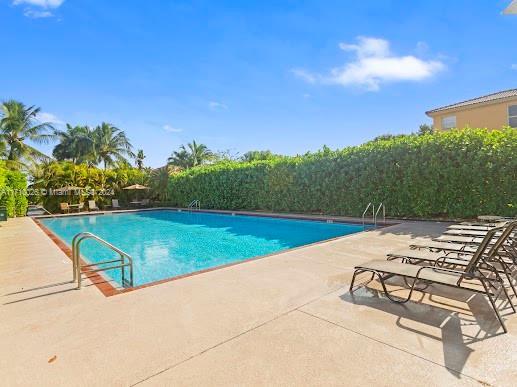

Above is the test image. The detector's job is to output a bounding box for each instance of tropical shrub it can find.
[30,162,150,212]
[168,128,517,219]
[0,162,28,217]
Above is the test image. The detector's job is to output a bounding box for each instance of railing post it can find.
[72,231,134,290]
[374,203,386,228]
[129,261,134,287]
[121,254,125,287]
[77,240,83,289]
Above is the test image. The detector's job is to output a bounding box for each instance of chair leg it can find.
[375,272,415,303]
[500,281,516,313]
[481,279,508,333]
[500,261,517,299]
[349,271,358,292]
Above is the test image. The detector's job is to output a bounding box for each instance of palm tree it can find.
[167,148,191,169]
[135,149,145,170]
[92,122,133,169]
[241,150,277,162]
[187,140,213,167]
[0,137,6,158]
[0,100,55,168]
[167,140,213,169]
[53,124,95,164]
[149,165,173,201]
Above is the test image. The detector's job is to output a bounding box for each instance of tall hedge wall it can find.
[7,170,29,216]
[0,163,28,217]
[168,128,517,219]
[0,164,6,213]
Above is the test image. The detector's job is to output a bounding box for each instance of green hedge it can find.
[168,128,517,219]
[0,164,28,217]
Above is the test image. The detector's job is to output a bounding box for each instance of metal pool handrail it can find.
[188,199,200,210]
[362,202,375,229]
[27,205,56,217]
[375,202,386,226]
[72,232,134,289]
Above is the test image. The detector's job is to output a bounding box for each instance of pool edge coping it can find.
[32,209,398,297]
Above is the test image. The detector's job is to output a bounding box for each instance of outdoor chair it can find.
[112,199,121,209]
[349,228,515,333]
[75,202,85,212]
[88,200,99,211]
[141,198,150,206]
[434,234,491,244]
[410,235,516,255]
[444,228,507,237]
[387,221,517,300]
[447,222,507,231]
[59,202,69,214]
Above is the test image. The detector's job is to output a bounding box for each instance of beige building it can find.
[426,89,517,130]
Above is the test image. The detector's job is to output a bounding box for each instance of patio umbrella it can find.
[123,184,149,202]
[122,184,149,190]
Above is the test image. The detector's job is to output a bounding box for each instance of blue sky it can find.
[1,0,516,167]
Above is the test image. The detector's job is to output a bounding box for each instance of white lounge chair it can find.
[88,200,99,211]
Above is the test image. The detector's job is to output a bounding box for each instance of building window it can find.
[441,115,456,129]
[509,105,517,128]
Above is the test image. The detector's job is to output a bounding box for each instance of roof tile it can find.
[426,89,517,115]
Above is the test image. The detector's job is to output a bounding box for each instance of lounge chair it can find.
[112,199,121,209]
[444,228,506,237]
[60,203,69,214]
[434,234,487,244]
[349,228,515,332]
[410,235,516,254]
[448,223,505,231]
[88,200,99,211]
[387,221,517,299]
[410,241,479,254]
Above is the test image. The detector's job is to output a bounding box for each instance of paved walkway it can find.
[1,217,516,386]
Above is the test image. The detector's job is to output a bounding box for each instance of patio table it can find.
[68,204,83,212]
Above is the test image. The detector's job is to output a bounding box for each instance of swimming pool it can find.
[40,210,365,288]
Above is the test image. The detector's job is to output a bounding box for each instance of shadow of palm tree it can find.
[375,220,453,239]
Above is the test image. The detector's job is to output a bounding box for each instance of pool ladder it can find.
[362,202,386,229]
[26,205,56,217]
[72,232,134,289]
[188,199,201,211]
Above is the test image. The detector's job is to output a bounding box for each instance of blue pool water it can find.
[41,210,365,287]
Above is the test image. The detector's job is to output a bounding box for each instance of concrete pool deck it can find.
[1,217,516,386]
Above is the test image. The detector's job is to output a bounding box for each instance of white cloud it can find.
[23,9,52,18]
[163,124,183,133]
[511,64,517,70]
[209,101,228,111]
[36,112,63,124]
[13,0,64,18]
[290,69,316,84]
[293,36,445,91]
[13,0,64,8]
